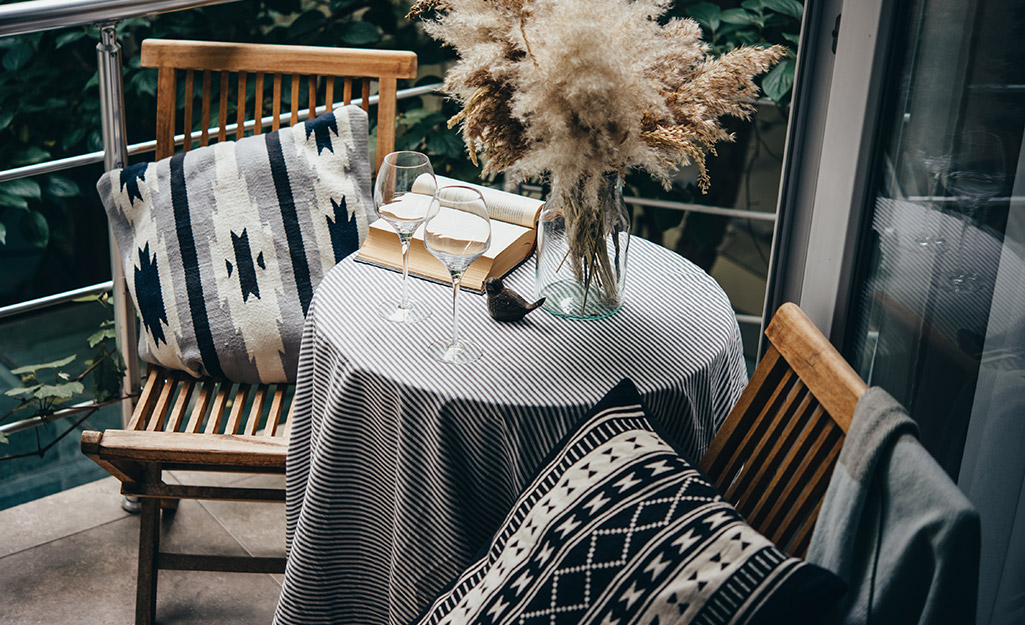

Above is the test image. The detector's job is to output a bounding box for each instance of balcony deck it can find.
[0,472,284,624]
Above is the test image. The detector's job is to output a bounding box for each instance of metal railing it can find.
[0,0,242,37]
[0,0,777,329]
[1,0,246,428]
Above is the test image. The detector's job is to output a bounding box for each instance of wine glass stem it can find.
[954,206,975,277]
[399,236,412,309]
[450,272,463,347]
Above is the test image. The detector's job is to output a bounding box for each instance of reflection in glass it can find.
[844,1,1025,623]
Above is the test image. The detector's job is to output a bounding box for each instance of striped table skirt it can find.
[273,236,747,625]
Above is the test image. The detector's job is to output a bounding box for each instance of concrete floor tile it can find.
[0,476,129,558]
[0,500,280,624]
[196,475,285,559]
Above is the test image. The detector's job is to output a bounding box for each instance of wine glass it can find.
[910,146,951,253]
[423,186,492,364]
[943,130,1006,293]
[373,151,440,323]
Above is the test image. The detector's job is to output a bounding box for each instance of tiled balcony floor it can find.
[0,472,284,624]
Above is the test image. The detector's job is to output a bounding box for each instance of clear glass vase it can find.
[535,172,631,319]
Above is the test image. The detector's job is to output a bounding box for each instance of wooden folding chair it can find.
[699,302,868,557]
[81,39,417,625]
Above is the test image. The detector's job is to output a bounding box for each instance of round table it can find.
[273,236,747,625]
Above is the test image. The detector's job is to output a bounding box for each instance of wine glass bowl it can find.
[372,151,439,323]
[423,186,492,364]
[942,129,1007,293]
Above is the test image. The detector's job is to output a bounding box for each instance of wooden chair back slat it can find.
[361,78,370,114]
[235,71,247,142]
[376,77,398,172]
[145,372,179,432]
[185,379,216,433]
[224,384,252,434]
[769,430,842,544]
[325,77,334,110]
[343,77,352,105]
[700,347,786,479]
[129,367,165,431]
[200,70,212,146]
[290,74,299,127]
[741,397,821,521]
[265,386,286,437]
[155,68,176,161]
[217,70,229,142]
[254,72,265,135]
[703,359,795,490]
[734,392,819,516]
[699,303,867,557]
[272,73,282,131]
[183,69,194,152]
[307,75,316,121]
[720,372,805,504]
[753,413,833,533]
[204,382,233,434]
[166,378,196,432]
[244,386,269,436]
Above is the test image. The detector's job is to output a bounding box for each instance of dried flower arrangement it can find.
[408,0,784,312]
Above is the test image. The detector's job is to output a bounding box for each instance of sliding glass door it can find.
[840,0,1024,622]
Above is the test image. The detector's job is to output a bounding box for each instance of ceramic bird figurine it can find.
[484,277,545,322]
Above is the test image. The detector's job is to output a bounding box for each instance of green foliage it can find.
[0,0,466,304]
[0,295,125,433]
[0,0,798,305]
[683,0,801,105]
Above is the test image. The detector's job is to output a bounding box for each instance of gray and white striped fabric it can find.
[273,236,747,625]
[98,105,372,384]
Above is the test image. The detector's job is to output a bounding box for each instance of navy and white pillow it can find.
[414,380,845,625]
[98,105,371,384]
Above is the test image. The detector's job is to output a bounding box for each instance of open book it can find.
[357,176,545,293]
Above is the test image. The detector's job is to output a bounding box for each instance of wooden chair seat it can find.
[698,302,868,557]
[82,39,417,625]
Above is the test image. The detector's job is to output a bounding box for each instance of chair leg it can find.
[136,490,160,625]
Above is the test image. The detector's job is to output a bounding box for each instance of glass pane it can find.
[847,1,1025,623]
[849,0,1024,476]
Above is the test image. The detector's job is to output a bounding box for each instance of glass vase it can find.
[535,172,631,319]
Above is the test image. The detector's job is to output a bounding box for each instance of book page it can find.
[410,175,544,227]
[369,214,527,261]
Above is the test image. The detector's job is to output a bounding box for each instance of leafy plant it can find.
[0,293,124,445]
[0,0,467,306]
[683,0,801,105]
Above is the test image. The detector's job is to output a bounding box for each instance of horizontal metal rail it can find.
[0,281,113,320]
[519,184,777,222]
[0,398,113,436]
[626,196,776,222]
[735,313,762,326]
[0,0,242,38]
[0,83,444,184]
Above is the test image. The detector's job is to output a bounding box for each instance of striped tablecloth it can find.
[273,236,747,625]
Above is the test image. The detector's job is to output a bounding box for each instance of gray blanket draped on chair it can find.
[807,387,980,625]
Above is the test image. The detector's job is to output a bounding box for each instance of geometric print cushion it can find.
[414,379,845,625]
[97,105,371,384]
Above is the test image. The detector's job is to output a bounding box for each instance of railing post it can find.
[96,23,141,430]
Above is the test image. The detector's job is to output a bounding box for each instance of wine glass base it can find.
[944,272,981,293]
[378,299,431,324]
[427,338,483,364]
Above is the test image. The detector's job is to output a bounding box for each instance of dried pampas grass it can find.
[409,0,783,192]
[408,0,783,312]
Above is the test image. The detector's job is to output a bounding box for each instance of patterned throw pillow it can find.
[415,380,845,625]
[97,106,371,384]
